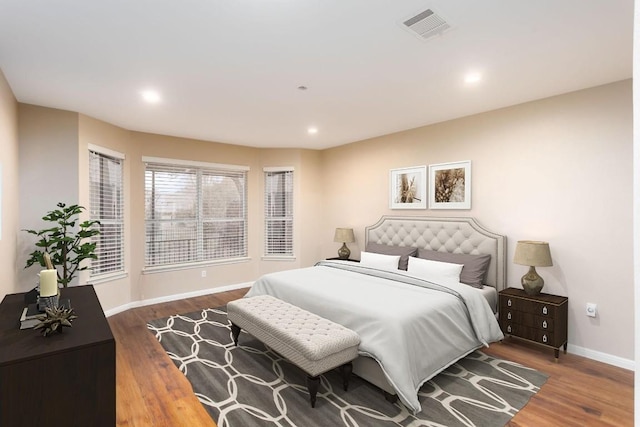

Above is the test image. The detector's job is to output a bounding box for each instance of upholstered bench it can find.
[227,295,360,408]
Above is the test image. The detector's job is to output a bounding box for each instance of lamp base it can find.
[337,243,351,260]
[521,266,544,296]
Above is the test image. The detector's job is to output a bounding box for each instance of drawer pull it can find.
[507,312,512,320]
[507,325,512,333]
[542,306,548,315]
[542,334,548,343]
[507,299,512,307]
[542,320,548,329]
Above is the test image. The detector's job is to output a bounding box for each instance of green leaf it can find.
[22,202,100,285]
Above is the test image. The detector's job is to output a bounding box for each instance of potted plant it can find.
[24,202,100,288]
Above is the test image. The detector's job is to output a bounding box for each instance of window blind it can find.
[89,148,124,276]
[145,161,247,267]
[264,169,293,256]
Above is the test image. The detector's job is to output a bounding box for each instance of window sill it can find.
[261,256,297,262]
[142,257,251,274]
[88,271,128,285]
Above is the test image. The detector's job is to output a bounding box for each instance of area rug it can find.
[148,307,548,427]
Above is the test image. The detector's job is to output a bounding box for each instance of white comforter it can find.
[244,260,504,413]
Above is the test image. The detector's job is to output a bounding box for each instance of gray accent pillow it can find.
[365,243,418,270]
[416,249,491,288]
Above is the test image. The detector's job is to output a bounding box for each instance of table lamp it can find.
[334,228,355,259]
[513,240,553,295]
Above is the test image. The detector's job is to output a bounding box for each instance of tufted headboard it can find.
[365,216,506,291]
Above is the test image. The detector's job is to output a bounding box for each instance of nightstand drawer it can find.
[502,323,556,346]
[502,309,555,330]
[501,297,557,317]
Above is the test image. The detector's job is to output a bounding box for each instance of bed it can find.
[245,216,506,413]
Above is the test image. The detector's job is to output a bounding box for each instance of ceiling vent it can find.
[402,9,450,40]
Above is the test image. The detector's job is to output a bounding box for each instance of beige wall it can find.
[321,80,634,362]
[17,104,79,291]
[0,70,19,298]
[298,149,324,266]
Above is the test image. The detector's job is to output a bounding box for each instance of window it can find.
[264,168,293,256]
[89,145,124,277]
[144,157,248,268]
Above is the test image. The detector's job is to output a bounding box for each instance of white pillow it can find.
[360,251,401,271]
[407,256,464,286]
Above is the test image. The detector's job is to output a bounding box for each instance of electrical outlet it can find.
[201,270,207,278]
[586,303,597,318]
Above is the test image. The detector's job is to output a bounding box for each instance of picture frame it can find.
[389,166,427,209]
[428,160,471,209]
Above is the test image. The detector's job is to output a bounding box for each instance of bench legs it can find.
[306,375,320,408]
[340,362,353,391]
[306,362,353,408]
[230,322,241,346]
[229,322,354,409]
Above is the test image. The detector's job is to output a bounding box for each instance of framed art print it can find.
[428,160,471,209]
[389,165,426,209]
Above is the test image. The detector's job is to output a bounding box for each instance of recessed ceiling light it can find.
[307,127,318,134]
[141,89,161,103]
[464,72,482,85]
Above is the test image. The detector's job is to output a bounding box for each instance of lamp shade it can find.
[333,228,355,243]
[513,241,553,267]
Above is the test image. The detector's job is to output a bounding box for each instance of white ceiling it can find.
[0,1,633,149]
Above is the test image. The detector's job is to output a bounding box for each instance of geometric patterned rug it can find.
[148,307,548,427]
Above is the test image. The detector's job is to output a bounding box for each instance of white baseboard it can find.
[104,282,252,318]
[567,343,635,371]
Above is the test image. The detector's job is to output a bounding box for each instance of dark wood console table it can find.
[0,285,115,426]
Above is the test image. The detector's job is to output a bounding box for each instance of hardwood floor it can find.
[109,289,247,427]
[484,338,633,426]
[109,289,634,426]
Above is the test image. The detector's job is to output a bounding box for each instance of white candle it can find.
[39,269,58,297]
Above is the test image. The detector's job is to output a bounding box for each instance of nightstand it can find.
[499,287,568,361]
[325,257,359,262]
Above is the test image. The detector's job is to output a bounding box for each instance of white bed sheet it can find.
[479,285,498,313]
[244,261,504,413]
